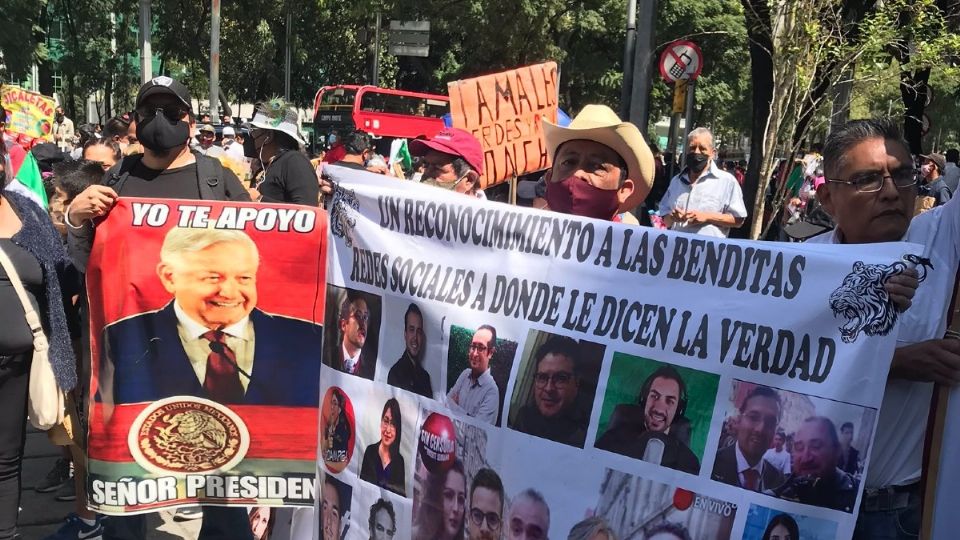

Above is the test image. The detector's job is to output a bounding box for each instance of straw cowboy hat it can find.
[543,104,655,212]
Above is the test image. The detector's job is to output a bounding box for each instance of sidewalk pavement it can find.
[19,424,202,539]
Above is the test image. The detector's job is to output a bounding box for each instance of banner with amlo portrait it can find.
[314,166,920,540]
[85,198,326,514]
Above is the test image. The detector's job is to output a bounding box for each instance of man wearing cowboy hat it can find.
[541,104,655,221]
[245,99,320,206]
[658,127,747,237]
[409,128,487,199]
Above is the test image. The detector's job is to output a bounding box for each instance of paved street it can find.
[19,424,201,539]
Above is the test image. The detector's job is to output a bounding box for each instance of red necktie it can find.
[743,468,760,491]
[202,330,244,403]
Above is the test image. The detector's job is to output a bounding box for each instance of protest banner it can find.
[316,165,920,540]
[0,85,56,141]
[85,198,326,514]
[447,62,559,187]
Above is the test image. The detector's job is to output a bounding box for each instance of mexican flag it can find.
[389,138,413,170]
[14,151,48,208]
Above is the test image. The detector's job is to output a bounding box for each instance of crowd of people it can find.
[0,71,955,540]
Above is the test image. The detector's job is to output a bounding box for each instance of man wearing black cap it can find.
[61,76,254,540]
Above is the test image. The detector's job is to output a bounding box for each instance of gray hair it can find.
[687,127,714,150]
[568,517,616,540]
[160,227,260,266]
[822,118,909,178]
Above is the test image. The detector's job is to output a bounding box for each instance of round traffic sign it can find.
[659,40,703,83]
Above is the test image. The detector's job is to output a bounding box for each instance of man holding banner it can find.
[812,118,952,539]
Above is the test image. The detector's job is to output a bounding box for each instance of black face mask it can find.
[55,113,64,122]
[136,114,190,156]
[686,152,709,174]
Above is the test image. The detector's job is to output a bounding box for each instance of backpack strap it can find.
[103,154,143,194]
[193,151,228,200]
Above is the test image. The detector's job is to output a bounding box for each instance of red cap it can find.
[409,128,484,174]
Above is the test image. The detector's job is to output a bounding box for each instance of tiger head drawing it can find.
[829,255,932,344]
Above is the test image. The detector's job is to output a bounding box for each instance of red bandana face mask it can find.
[545,175,620,220]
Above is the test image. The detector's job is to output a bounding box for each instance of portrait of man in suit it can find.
[711,385,786,493]
[97,227,322,407]
[334,293,376,380]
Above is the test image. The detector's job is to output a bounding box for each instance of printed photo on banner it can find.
[355,486,411,540]
[321,386,356,474]
[85,199,326,513]
[507,330,605,448]
[323,285,383,381]
[248,506,275,540]
[357,389,418,497]
[594,354,720,475]
[711,380,877,513]
[320,473,354,540]
[589,469,736,539]
[445,324,518,426]
[413,409,498,540]
[378,296,441,400]
[742,504,838,540]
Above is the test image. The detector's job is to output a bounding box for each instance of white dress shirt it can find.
[174,302,255,391]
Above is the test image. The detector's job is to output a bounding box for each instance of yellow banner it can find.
[1,85,56,141]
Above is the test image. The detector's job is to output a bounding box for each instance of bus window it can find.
[320,88,357,109]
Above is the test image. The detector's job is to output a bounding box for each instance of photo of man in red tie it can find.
[97,227,322,406]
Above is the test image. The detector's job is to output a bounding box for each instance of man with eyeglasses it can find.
[596,365,700,474]
[510,336,589,447]
[468,468,504,540]
[506,488,550,540]
[335,293,375,380]
[447,325,500,424]
[410,128,486,199]
[810,118,958,539]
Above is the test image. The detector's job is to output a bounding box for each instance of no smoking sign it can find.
[659,40,703,83]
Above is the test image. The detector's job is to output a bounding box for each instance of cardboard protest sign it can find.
[85,198,326,514]
[447,62,559,187]
[0,85,55,141]
[316,165,918,540]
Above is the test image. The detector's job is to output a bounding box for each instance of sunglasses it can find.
[135,106,188,122]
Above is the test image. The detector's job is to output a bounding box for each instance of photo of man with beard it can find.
[595,365,700,474]
[323,287,382,381]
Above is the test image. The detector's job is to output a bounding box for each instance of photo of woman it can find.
[762,513,799,540]
[368,498,398,540]
[249,506,273,540]
[413,459,467,540]
[360,398,407,496]
[323,387,354,471]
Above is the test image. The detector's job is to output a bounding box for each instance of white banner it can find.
[314,166,919,540]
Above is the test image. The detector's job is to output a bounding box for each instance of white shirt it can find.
[446,368,499,424]
[806,192,960,488]
[763,447,792,475]
[735,443,766,491]
[658,162,747,237]
[174,302,255,392]
[223,139,246,162]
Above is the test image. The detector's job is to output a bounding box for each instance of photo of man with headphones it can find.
[595,364,703,474]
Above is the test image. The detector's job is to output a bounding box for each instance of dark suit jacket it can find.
[99,303,322,406]
[337,348,375,380]
[711,444,785,492]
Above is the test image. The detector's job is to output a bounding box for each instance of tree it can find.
[0,0,49,82]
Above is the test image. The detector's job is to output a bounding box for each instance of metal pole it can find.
[139,0,152,83]
[209,0,221,123]
[284,2,292,100]
[629,0,657,132]
[620,0,637,119]
[680,80,696,168]
[372,10,381,87]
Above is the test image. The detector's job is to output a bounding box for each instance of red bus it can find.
[312,85,449,140]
